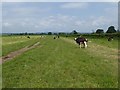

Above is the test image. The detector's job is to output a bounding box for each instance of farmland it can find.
[1,35,118,88]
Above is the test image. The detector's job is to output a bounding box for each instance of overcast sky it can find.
[2,2,118,33]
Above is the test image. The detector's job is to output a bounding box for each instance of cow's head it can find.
[74,38,77,41]
[85,39,88,42]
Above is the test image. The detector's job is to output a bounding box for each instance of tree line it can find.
[4,25,119,37]
[95,26,119,34]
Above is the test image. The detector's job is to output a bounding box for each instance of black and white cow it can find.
[74,37,88,48]
[27,36,30,39]
[108,36,113,41]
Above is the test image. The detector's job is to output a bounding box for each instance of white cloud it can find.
[75,21,85,26]
[91,16,112,26]
[3,22,12,27]
[34,25,39,28]
[104,7,118,17]
[2,14,117,33]
[61,2,89,9]
[3,7,51,17]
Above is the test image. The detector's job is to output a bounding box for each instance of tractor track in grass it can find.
[61,37,118,62]
[0,42,40,64]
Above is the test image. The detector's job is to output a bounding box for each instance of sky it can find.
[2,1,118,33]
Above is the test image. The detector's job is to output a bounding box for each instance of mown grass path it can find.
[2,36,118,88]
[1,42,40,64]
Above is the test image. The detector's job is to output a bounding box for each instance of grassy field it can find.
[2,35,41,56]
[2,35,118,88]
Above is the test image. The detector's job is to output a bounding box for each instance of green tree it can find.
[72,30,78,34]
[106,26,116,33]
[25,32,27,35]
[48,32,52,35]
[117,29,120,33]
[96,29,104,34]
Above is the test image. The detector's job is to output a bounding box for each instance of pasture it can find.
[1,35,118,88]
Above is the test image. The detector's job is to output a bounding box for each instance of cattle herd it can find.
[27,35,114,48]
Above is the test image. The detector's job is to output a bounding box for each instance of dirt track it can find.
[0,42,40,64]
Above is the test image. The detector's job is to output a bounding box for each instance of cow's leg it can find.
[79,42,82,48]
[80,44,81,48]
[84,41,87,48]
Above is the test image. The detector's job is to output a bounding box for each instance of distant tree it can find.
[20,33,24,35]
[40,33,47,35]
[71,30,78,34]
[48,32,52,35]
[91,30,95,34]
[96,29,104,34]
[106,26,116,33]
[58,32,66,35]
[117,29,120,33]
[53,33,58,35]
[25,32,28,35]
